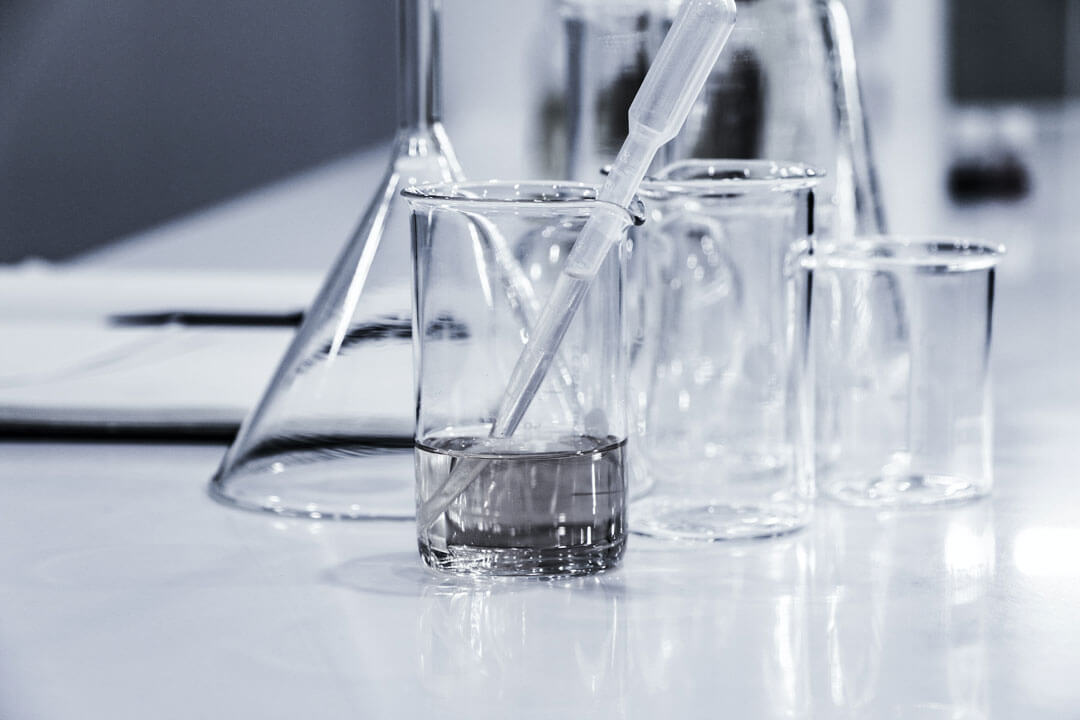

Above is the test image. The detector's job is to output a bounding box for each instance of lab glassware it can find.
[553,0,884,238]
[810,237,1003,507]
[210,0,462,519]
[629,160,819,541]
[415,0,736,532]
[406,181,641,576]
[663,0,883,239]
[558,0,669,181]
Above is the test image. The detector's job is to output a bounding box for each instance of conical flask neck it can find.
[398,0,443,130]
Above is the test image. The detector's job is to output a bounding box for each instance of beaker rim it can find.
[402,180,646,225]
[806,236,1007,273]
[639,160,823,197]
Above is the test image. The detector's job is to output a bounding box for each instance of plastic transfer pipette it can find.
[419,0,738,529]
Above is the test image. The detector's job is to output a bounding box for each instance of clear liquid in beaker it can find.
[416,433,627,576]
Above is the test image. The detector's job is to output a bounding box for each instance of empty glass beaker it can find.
[210,0,462,519]
[406,181,640,576]
[628,160,819,541]
[810,237,1004,507]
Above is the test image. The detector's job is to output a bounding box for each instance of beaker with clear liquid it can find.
[406,181,640,576]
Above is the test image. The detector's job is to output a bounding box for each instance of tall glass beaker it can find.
[407,181,639,575]
[209,0,463,520]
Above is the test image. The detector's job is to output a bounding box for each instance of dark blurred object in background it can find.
[0,0,395,263]
[947,155,1030,204]
[946,0,1076,205]
[947,113,1032,205]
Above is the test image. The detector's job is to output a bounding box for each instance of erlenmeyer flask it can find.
[210,0,463,520]
[664,0,885,237]
[554,0,886,238]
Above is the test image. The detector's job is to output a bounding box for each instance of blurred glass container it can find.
[544,0,885,238]
[665,0,885,239]
[557,0,668,180]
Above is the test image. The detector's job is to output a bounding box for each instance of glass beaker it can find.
[209,0,462,519]
[628,160,819,541]
[809,237,1004,507]
[405,181,640,576]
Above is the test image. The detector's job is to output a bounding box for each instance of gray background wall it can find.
[0,0,397,262]
[949,0,1078,101]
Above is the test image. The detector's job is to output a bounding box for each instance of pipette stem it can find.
[491,273,591,438]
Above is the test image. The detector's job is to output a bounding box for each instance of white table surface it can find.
[4,115,1080,718]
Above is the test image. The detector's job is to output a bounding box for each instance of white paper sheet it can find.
[0,267,321,437]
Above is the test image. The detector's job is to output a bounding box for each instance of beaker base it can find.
[419,538,626,577]
[630,498,808,541]
[820,473,989,508]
